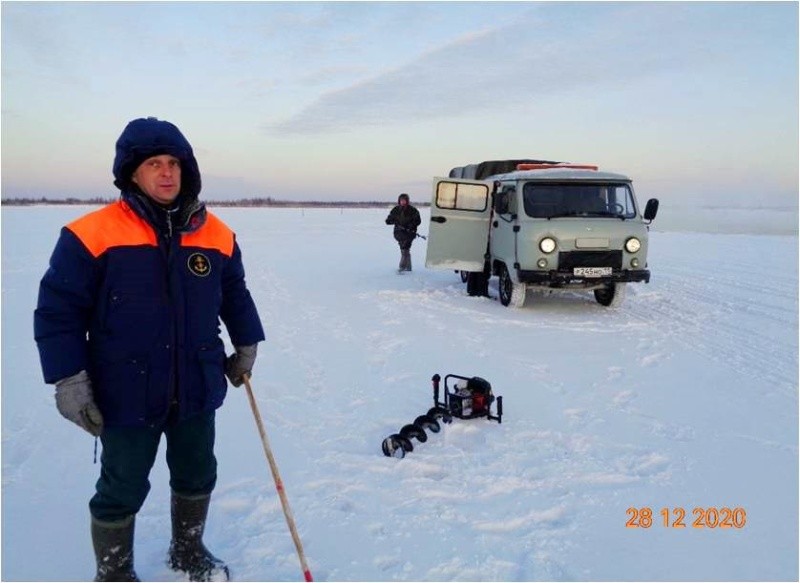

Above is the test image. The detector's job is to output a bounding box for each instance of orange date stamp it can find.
[626,507,747,529]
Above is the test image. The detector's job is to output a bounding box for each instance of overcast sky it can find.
[2,1,798,206]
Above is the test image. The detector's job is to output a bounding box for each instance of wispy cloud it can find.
[264,5,700,136]
[1,5,89,87]
[294,64,373,88]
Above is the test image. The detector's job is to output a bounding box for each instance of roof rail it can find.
[516,163,598,171]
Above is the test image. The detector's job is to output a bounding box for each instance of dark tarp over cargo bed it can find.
[448,159,561,181]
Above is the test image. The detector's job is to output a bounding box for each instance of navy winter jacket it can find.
[34,197,265,427]
[34,117,265,427]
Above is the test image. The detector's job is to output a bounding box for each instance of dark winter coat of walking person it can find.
[33,117,266,582]
[385,193,421,272]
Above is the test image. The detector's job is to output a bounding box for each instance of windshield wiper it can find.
[546,211,583,219]
[585,211,627,220]
[546,210,626,220]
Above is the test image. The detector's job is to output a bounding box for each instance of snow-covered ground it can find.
[2,205,797,581]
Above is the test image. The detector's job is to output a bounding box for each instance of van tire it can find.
[499,264,526,308]
[594,282,627,307]
[466,271,489,297]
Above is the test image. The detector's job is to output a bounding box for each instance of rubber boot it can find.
[168,493,229,582]
[91,515,139,582]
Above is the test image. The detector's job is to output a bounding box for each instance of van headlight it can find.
[539,237,556,253]
[625,237,641,253]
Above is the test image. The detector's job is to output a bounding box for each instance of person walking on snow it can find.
[385,193,421,272]
[33,117,266,582]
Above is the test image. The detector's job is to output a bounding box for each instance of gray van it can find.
[424,159,659,308]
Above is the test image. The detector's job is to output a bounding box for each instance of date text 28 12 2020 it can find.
[626,507,747,529]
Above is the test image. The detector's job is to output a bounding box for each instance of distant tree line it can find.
[1,196,116,206]
[1,196,429,208]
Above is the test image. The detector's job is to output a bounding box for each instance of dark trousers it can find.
[89,410,217,522]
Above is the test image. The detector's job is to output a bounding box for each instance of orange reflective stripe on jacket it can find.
[66,200,234,258]
[181,212,234,257]
[67,200,157,258]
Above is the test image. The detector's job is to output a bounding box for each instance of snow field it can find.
[1,206,797,581]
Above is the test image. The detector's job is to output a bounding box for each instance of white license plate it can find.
[574,267,612,277]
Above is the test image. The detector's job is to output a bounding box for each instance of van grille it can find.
[558,251,622,270]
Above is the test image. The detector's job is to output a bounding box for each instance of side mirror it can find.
[643,198,659,222]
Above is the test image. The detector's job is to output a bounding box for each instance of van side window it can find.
[493,185,516,214]
[436,181,489,212]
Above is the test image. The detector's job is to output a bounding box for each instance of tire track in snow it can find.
[629,268,797,397]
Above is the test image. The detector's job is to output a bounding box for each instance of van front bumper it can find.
[518,269,650,286]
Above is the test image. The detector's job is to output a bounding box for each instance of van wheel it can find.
[466,271,489,297]
[594,283,627,307]
[499,265,526,308]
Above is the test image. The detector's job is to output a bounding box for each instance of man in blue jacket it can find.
[34,117,265,582]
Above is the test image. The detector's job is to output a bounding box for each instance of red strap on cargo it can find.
[516,163,598,171]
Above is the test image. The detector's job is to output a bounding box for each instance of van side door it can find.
[425,177,493,271]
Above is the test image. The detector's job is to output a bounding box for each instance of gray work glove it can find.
[225,344,258,387]
[54,370,104,436]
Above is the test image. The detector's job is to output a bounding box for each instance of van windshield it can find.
[522,182,637,219]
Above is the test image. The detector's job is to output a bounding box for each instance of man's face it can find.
[399,198,408,206]
[131,154,182,205]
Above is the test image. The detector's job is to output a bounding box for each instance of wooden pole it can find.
[243,375,314,582]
